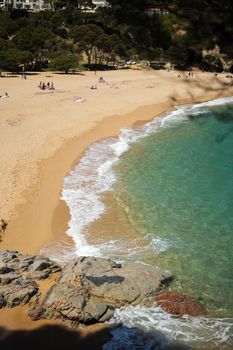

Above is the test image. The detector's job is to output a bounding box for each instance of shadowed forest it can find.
[0,0,232,73]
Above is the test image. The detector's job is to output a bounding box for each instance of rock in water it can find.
[59,257,172,307]
[30,256,171,326]
[155,291,206,316]
[0,250,172,326]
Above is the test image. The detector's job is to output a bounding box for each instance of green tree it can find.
[170,0,233,58]
[49,53,78,73]
[201,55,223,72]
[167,36,196,67]
[96,33,121,65]
[0,13,18,39]
[71,24,104,68]
[0,48,33,72]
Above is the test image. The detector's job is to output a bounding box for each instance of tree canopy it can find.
[49,53,78,73]
[0,0,232,72]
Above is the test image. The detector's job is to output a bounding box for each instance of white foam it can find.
[40,240,77,262]
[192,95,233,109]
[146,234,172,255]
[61,133,147,257]
[60,95,233,259]
[104,306,233,350]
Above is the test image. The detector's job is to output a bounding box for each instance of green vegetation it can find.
[0,0,232,72]
[49,53,78,73]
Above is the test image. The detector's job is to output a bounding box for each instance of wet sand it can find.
[0,69,233,331]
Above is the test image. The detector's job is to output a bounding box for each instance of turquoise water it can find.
[59,98,233,349]
[113,103,233,319]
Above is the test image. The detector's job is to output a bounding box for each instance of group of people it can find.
[177,72,194,79]
[38,81,55,90]
[0,92,9,99]
[74,75,118,104]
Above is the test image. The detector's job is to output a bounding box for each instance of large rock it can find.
[0,277,38,308]
[155,291,206,316]
[29,256,170,326]
[0,251,60,309]
[30,257,58,272]
[0,251,19,263]
[0,250,172,327]
[28,283,113,326]
[59,257,171,307]
[0,251,61,283]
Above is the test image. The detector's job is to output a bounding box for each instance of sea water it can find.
[44,97,233,349]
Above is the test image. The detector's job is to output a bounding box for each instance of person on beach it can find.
[74,97,86,103]
[38,81,55,90]
[0,219,7,233]
[0,92,9,98]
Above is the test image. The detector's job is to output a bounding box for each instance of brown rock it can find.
[155,291,205,317]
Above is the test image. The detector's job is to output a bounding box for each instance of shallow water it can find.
[113,103,233,318]
[50,97,233,349]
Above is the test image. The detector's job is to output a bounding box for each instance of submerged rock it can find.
[155,291,206,317]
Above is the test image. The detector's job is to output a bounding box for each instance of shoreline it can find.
[2,91,233,255]
[1,100,174,254]
[0,69,233,332]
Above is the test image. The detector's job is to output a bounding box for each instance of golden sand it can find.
[0,69,232,331]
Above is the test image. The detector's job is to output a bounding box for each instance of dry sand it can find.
[0,69,233,333]
[0,69,233,255]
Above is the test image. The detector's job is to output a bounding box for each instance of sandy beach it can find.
[0,69,233,336]
[0,69,233,255]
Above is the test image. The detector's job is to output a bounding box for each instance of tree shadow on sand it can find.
[168,73,233,144]
[54,71,86,76]
[169,74,233,106]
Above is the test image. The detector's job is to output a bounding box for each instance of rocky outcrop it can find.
[0,250,61,309]
[0,251,61,279]
[155,291,206,316]
[1,277,38,308]
[60,257,172,307]
[0,250,172,327]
